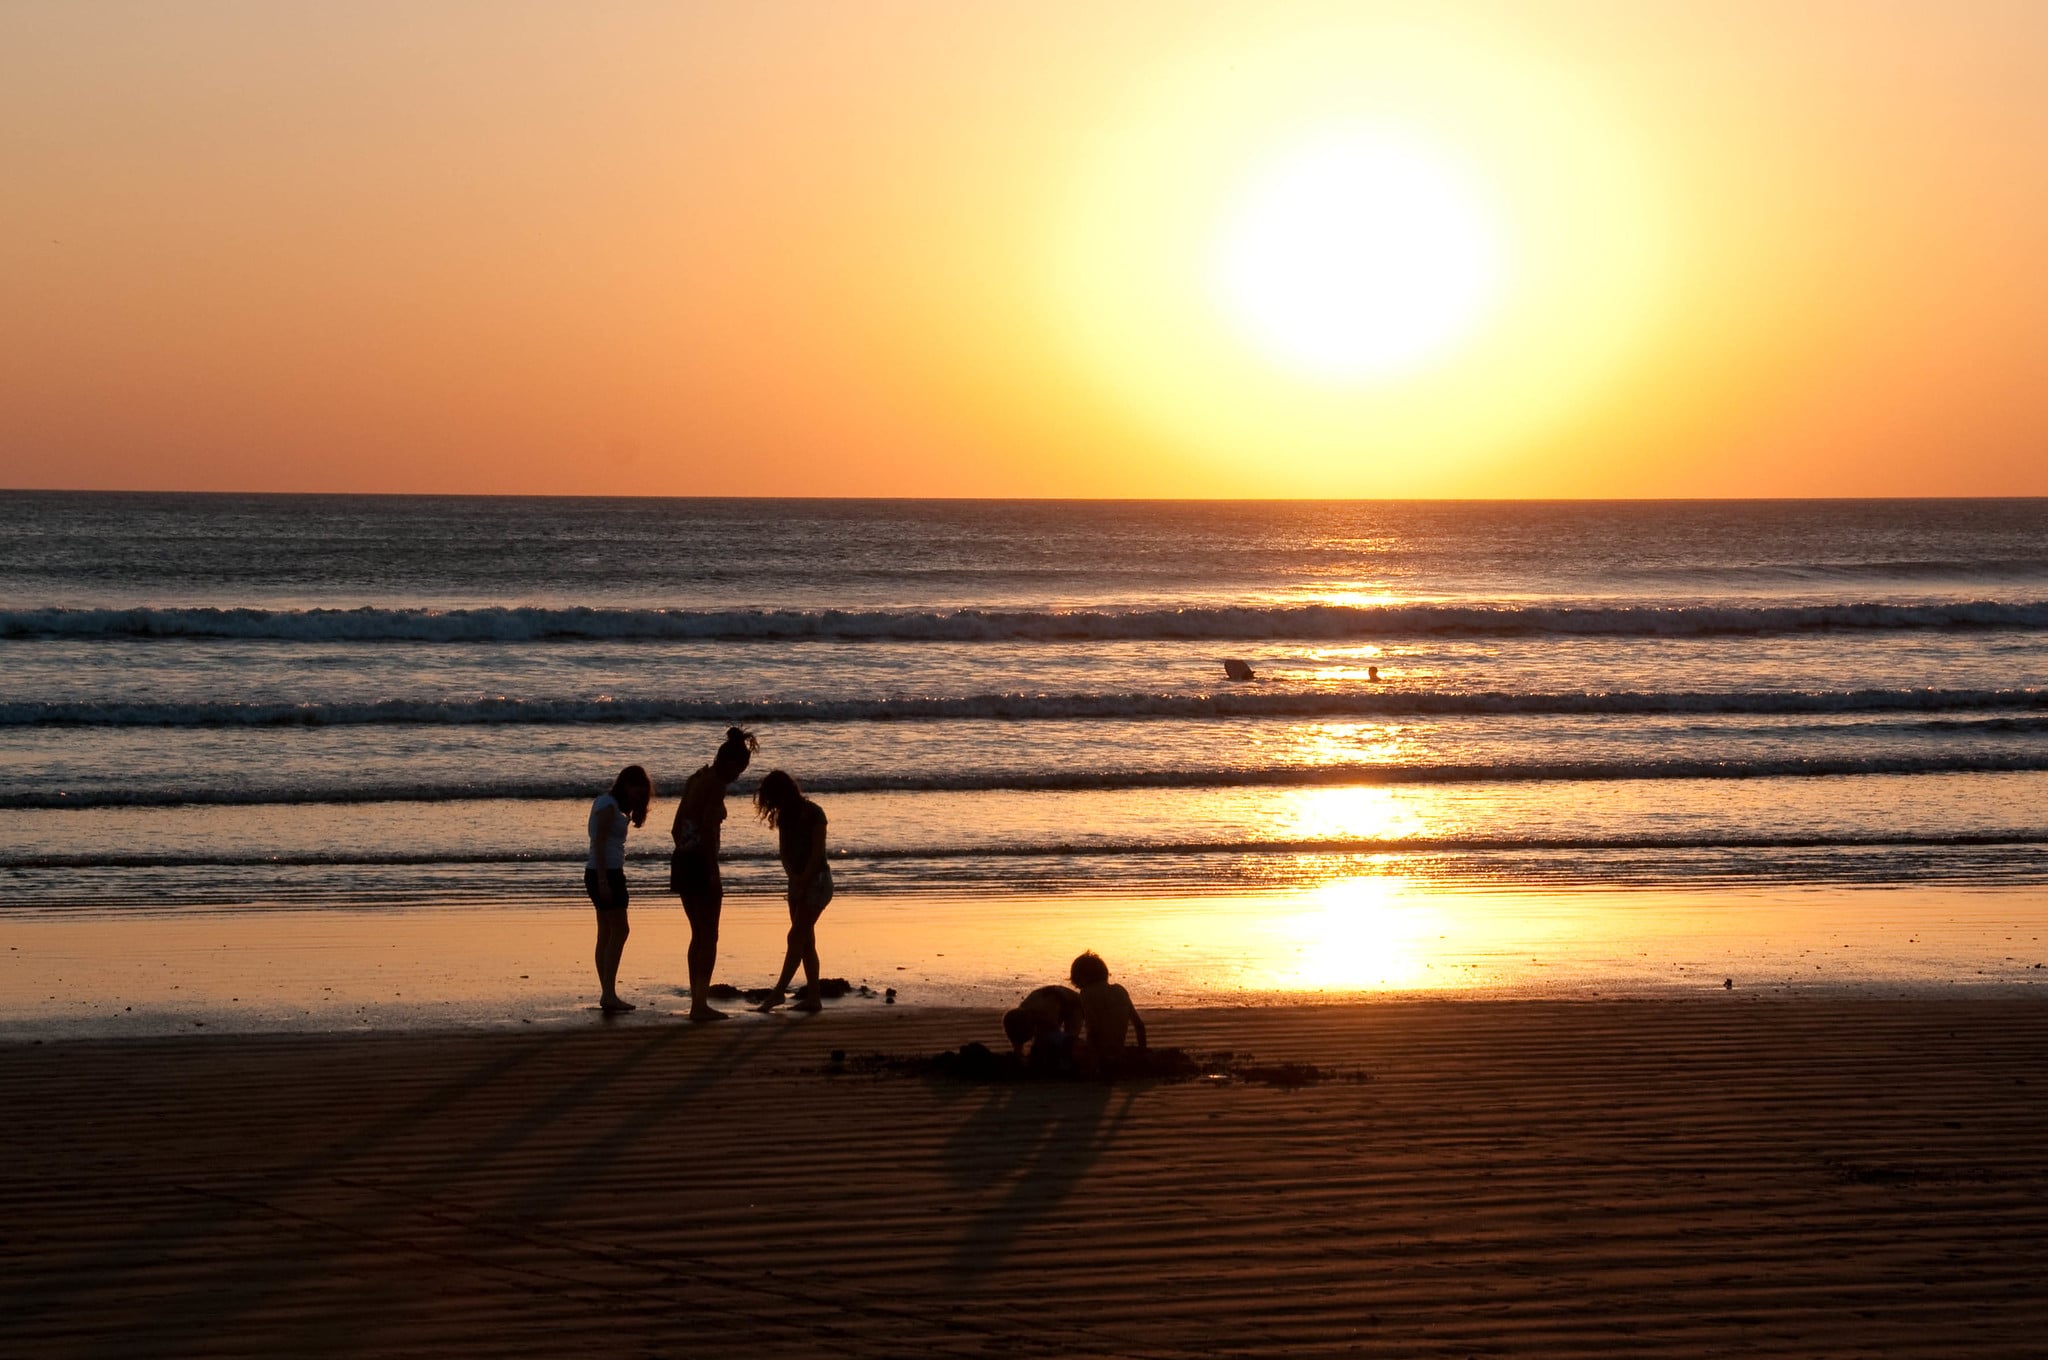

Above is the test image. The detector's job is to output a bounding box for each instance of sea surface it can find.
[3,494,2047,911]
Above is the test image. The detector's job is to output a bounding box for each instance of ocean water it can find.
[3,493,2047,911]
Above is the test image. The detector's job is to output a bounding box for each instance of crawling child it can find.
[1069,951,1147,1069]
[1002,984,1084,1068]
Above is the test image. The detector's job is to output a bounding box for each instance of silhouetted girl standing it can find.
[753,770,833,1012]
[671,727,756,1021]
[587,764,653,1013]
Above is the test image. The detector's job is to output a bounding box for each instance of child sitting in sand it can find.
[1002,984,1083,1069]
[1070,951,1147,1068]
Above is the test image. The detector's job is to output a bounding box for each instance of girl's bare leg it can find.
[790,913,824,1011]
[687,927,725,1020]
[758,908,804,1010]
[596,911,634,1011]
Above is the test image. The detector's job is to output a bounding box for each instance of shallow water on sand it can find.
[5,883,2044,1039]
[5,495,2048,1017]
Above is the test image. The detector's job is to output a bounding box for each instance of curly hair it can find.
[753,769,806,829]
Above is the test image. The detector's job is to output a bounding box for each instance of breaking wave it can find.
[8,599,2048,643]
[14,752,2048,809]
[5,687,2043,727]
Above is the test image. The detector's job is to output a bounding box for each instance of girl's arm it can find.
[590,804,619,905]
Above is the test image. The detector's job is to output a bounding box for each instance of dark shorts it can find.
[585,866,628,912]
[671,851,722,930]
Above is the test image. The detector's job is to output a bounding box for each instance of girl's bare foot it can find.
[600,996,637,1013]
[790,994,824,1013]
[755,990,787,1012]
[688,1004,730,1023]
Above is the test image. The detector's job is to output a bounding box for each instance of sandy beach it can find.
[5,996,2045,1357]
[11,0,2048,1349]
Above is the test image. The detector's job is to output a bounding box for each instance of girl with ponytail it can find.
[670,726,756,1021]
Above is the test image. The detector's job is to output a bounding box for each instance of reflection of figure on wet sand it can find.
[1002,984,1083,1070]
[670,726,755,1022]
[753,769,834,1013]
[586,764,652,1013]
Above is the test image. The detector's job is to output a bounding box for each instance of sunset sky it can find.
[2,1,2043,498]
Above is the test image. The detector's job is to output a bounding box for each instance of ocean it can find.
[3,493,2047,912]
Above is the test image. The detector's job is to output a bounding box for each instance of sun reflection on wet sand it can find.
[3,880,2044,1039]
[1251,875,1451,991]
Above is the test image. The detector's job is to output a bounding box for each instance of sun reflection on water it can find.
[1289,587,1404,608]
[1268,782,1432,839]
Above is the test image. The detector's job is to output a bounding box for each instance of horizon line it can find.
[7,488,2048,505]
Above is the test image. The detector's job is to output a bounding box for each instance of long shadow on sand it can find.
[940,1080,1139,1288]
[283,1018,807,1359]
[49,1019,792,1360]
[9,1036,554,1349]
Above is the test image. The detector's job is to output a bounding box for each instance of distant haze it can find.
[2,1,2044,497]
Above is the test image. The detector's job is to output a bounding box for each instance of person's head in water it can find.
[610,764,653,827]
[1069,951,1111,989]
[754,769,805,829]
[713,726,757,781]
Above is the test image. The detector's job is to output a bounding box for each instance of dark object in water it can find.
[884,987,897,1004]
[1368,665,1380,681]
[1222,658,1256,681]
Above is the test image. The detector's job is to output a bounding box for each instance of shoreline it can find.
[5,882,2046,1042]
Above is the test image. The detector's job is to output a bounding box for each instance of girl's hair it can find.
[610,764,653,827]
[753,769,804,828]
[1069,951,1110,988]
[714,726,758,776]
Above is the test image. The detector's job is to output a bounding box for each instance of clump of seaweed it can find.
[821,1044,1370,1088]
[705,978,875,1004]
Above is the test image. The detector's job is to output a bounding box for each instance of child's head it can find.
[1002,1007,1033,1053]
[713,726,758,780]
[753,769,803,827]
[1069,951,1110,989]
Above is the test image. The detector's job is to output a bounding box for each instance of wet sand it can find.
[7,882,2046,1039]
[5,997,2046,1357]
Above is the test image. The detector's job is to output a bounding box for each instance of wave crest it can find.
[8,599,2048,643]
[13,753,2048,809]
[5,687,2044,727]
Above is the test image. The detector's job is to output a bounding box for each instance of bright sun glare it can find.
[1212,126,1505,383]
[1054,21,1664,490]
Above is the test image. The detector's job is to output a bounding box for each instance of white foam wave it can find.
[8,599,2048,643]
[14,753,2048,809]
[5,829,2045,872]
[6,687,2043,727]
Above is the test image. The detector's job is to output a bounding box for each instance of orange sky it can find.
[2,1,2043,497]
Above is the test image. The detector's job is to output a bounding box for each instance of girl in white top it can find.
[587,764,653,1014]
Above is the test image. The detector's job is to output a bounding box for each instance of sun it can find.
[1211,125,1506,383]
[1049,20,1667,491]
